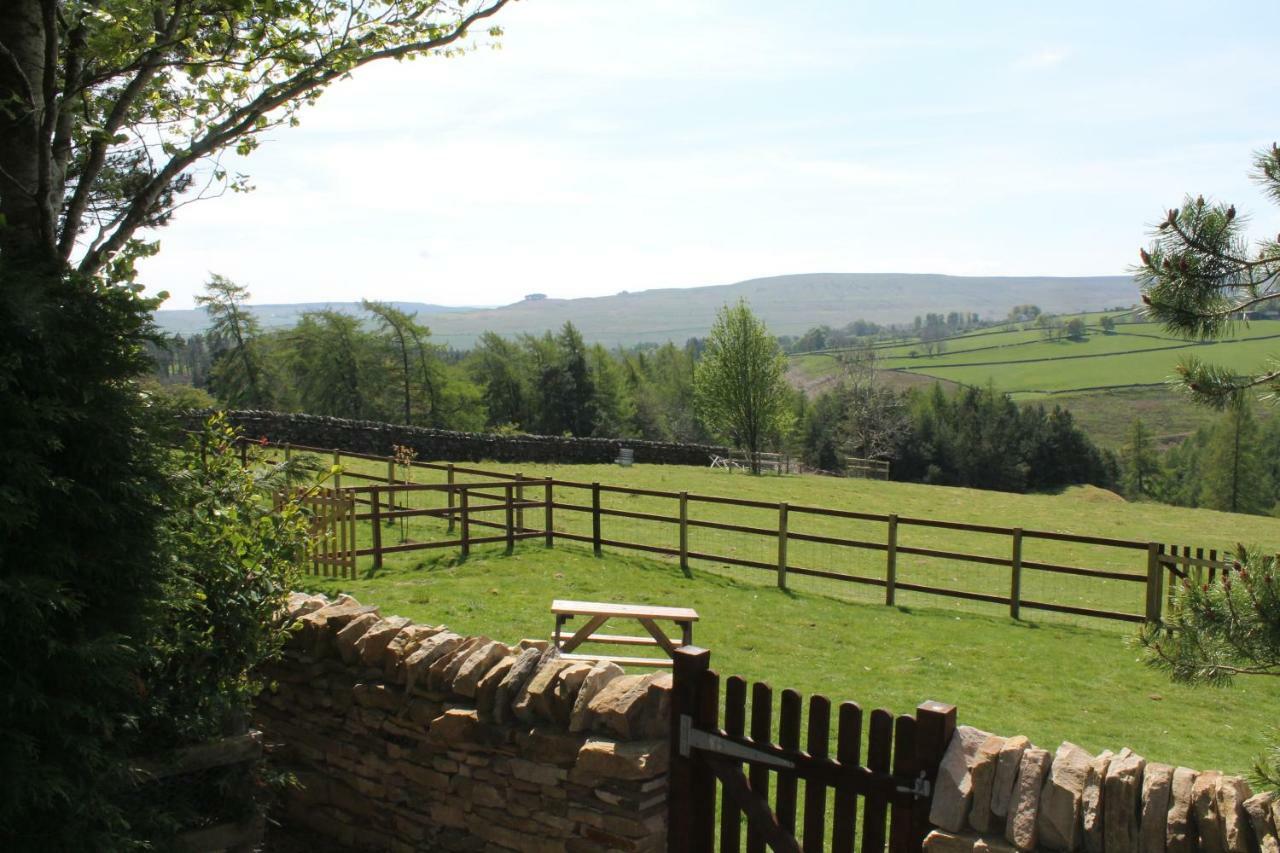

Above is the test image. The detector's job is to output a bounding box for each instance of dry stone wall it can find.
[187,410,727,467]
[924,726,1280,853]
[257,593,671,852]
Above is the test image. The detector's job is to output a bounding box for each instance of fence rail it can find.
[250,439,1232,626]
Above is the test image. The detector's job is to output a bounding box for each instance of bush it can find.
[0,266,169,850]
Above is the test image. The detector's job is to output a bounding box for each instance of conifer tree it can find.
[1200,397,1272,514]
[1121,418,1160,498]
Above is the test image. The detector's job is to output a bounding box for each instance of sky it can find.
[136,0,1280,310]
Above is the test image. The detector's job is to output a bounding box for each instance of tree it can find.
[288,311,372,419]
[0,0,514,280]
[1139,545,1280,789]
[363,300,444,426]
[198,275,273,408]
[1065,317,1087,340]
[1200,397,1272,515]
[1121,418,1160,498]
[1099,315,1117,334]
[694,300,792,474]
[1136,144,1280,407]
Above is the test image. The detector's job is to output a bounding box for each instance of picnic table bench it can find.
[551,599,699,669]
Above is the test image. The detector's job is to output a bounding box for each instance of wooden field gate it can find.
[300,487,357,578]
[669,647,956,853]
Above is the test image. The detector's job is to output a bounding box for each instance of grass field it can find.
[787,317,1280,446]
[282,452,1280,773]
[297,540,1280,777]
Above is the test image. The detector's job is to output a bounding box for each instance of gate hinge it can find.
[896,771,932,799]
[679,714,795,769]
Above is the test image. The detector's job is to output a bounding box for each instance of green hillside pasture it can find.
[289,452,1280,628]
[297,540,1280,777]
[789,320,1280,397]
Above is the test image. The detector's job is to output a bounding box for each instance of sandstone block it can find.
[452,640,510,698]
[514,657,575,723]
[494,647,543,725]
[924,830,980,853]
[1167,767,1198,853]
[929,725,992,833]
[1140,762,1173,853]
[570,661,625,733]
[969,735,1008,834]
[382,624,444,680]
[518,727,586,766]
[588,672,672,741]
[1006,746,1052,851]
[474,656,516,722]
[1038,742,1093,852]
[402,631,463,692]
[550,662,595,727]
[427,636,485,692]
[335,612,381,663]
[353,616,410,668]
[285,591,328,620]
[427,708,482,746]
[1243,792,1279,853]
[1194,771,1226,853]
[975,837,1019,853]
[1217,775,1254,853]
[992,736,1031,819]
[573,737,669,782]
[1102,748,1145,853]
[1082,749,1114,853]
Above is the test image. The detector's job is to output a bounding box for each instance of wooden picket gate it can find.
[668,647,956,853]
[301,487,357,578]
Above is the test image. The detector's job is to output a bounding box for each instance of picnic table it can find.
[550,599,699,669]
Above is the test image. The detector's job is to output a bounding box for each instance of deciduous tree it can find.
[694,300,792,474]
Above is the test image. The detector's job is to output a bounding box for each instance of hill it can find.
[153,300,478,337]
[154,272,1138,346]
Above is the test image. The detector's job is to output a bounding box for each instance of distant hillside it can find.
[154,272,1138,347]
[153,301,476,336]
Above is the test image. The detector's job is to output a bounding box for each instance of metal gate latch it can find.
[678,714,796,769]
[896,771,932,798]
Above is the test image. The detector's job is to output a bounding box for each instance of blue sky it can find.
[139,0,1280,309]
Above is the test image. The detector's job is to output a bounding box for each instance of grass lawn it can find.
[297,539,1280,776]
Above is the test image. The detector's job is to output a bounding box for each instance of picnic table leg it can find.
[680,620,693,647]
[554,614,568,651]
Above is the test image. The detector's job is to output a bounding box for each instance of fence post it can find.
[777,502,789,590]
[679,492,690,577]
[446,464,456,532]
[1010,528,1023,620]
[909,701,958,850]
[283,442,292,489]
[332,448,342,491]
[239,439,247,467]
[386,457,396,512]
[505,484,515,555]
[668,645,712,853]
[515,473,525,534]
[591,482,602,556]
[886,513,898,606]
[460,490,470,560]
[370,487,383,571]
[544,478,554,548]
[1146,543,1163,623]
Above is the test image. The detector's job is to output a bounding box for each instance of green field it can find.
[789,316,1280,446]
[285,453,1280,773]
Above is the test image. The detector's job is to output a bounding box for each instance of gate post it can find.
[669,646,712,853]
[1146,543,1163,623]
[591,482,602,556]
[544,478,555,548]
[908,701,957,850]
[370,487,383,571]
[460,489,470,560]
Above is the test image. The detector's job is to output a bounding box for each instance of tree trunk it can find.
[0,0,57,268]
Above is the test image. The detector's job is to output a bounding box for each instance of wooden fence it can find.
[668,646,955,853]
[251,440,1230,626]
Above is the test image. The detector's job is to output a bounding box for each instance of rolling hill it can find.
[154,272,1138,347]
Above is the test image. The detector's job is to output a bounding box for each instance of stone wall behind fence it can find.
[923,725,1280,853]
[186,410,728,467]
[259,593,671,853]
